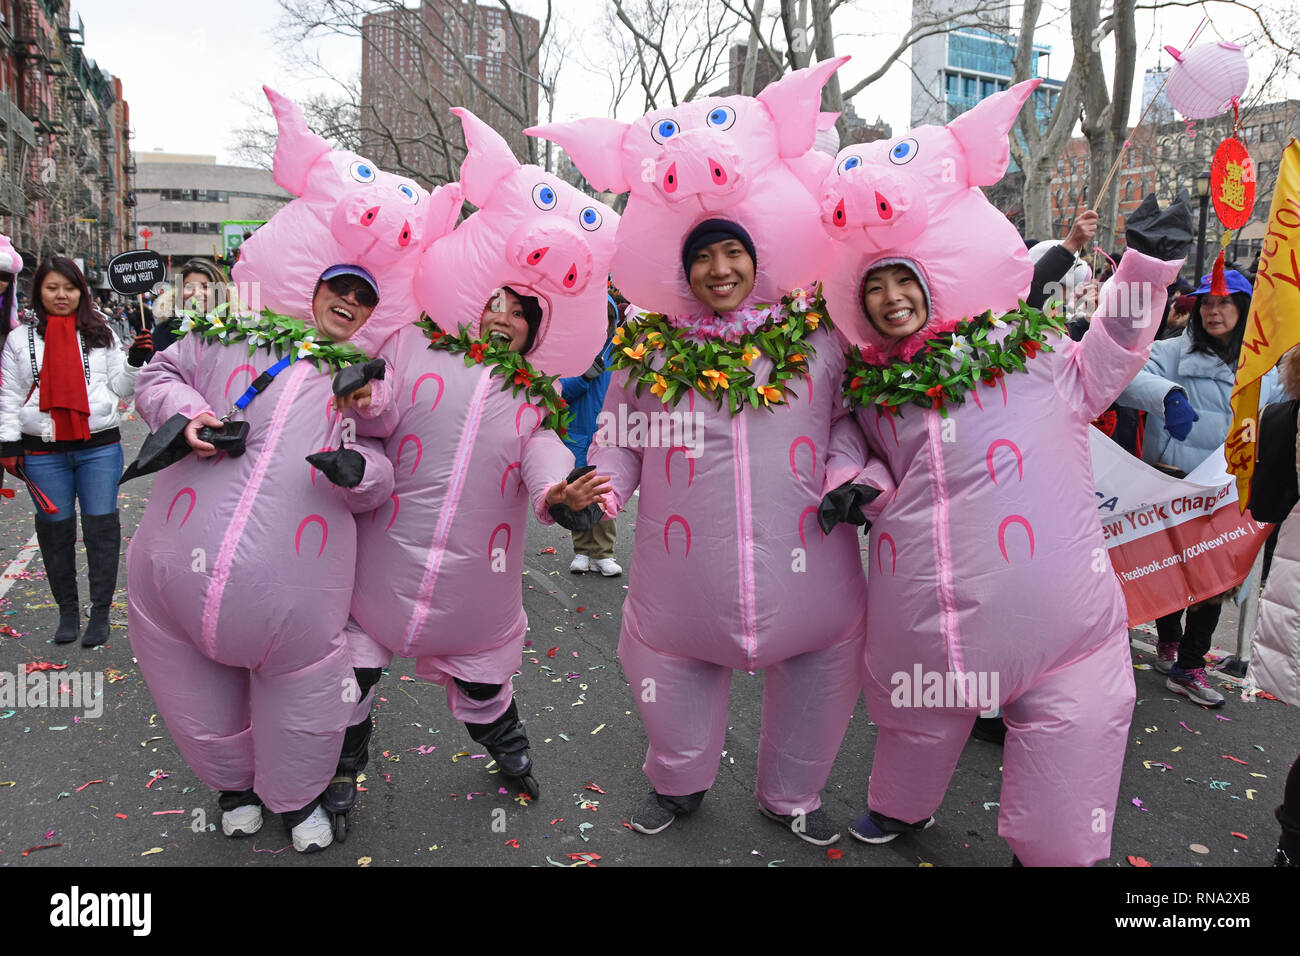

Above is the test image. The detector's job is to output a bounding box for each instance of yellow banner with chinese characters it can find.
[1227,138,1300,511]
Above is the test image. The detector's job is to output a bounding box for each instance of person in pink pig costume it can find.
[347,107,618,802]
[528,56,893,845]
[126,88,457,853]
[816,79,1195,865]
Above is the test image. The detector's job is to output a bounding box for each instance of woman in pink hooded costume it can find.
[816,80,1194,865]
[347,108,619,800]
[529,58,889,844]
[125,89,444,852]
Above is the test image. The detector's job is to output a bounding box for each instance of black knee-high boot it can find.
[35,517,80,644]
[81,512,120,648]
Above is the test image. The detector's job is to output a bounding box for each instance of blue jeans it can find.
[23,442,124,521]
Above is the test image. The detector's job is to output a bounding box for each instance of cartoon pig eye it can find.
[837,154,863,175]
[888,139,919,165]
[349,161,377,183]
[650,119,678,145]
[706,106,735,130]
[579,206,602,232]
[397,183,419,204]
[532,183,558,210]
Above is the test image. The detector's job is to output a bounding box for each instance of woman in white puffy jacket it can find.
[0,258,148,647]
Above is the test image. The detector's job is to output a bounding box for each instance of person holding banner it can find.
[0,258,147,647]
[1119,270,1285,705]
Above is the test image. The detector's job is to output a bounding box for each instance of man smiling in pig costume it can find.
[126,88,453,852]
[818,79,1193,865]
[529,58,891,845]
[347,107,617,801]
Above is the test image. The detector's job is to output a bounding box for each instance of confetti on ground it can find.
[1221,755,1248,765]
[21,844,61,857]
[450,750,471,763]
[1253,745,1265,751]
[538,547,557,555]
[1250,772,1268,779]
[151,810,183,816]
[252,843,292,854]
[1131,798,1149,812]
[1215,715,1232,721]
[1179,721,1197,733]
[1189,844,1209,854]
[566,852,600,866]
[584,781,606,794]
[504,839,520,848]
[0,781,15,787]
[1127,856,1151,867]
[550,818,564,825]
[590,723,606,735]
[144,770,168,789]
[115,813,128,819]
[1209,780,1231,790]
[826,848,843,860]
[140,848,163,856]
[1246,789,1258,800]
[75,779,103,792]
[357,857,372,866]
[547,647,558,658]
[982,801,999,810]
[1230,832,1249,840]
[578,822,594,842]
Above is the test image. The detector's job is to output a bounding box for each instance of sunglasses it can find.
[324,275,378,308]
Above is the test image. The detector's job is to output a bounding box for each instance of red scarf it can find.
[39,315,91,442]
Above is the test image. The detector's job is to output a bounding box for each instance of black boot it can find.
[35,517,80,644]
[466,699,539,799]
[80,512,120,648]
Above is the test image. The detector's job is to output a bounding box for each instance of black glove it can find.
[128,330,155,367]
[581,355,606,381]
[817,481,881,535]
[332,358,386,397]
[1125,191,1194,262]
[307,443,366,488]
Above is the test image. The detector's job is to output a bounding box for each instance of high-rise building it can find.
[909,1,1062,129]
[1140,67,1175,126]
[361,0,540,188]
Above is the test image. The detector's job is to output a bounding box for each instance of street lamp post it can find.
[1194,170,1211,281]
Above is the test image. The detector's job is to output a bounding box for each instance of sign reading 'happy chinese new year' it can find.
[1211,136,1256,229]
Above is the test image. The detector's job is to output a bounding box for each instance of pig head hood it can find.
[414,107,620,378]
[820,79,1040,364]
[528,57,845,317]
[232,87,461,355]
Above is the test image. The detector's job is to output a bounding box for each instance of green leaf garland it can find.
[173,303,372,372]
[415,316,573,438]
[606,285,830,416]
[843,303,1067,418]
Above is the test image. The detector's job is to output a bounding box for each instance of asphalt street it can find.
[0,402,1296,872]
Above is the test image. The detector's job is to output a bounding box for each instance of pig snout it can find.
[821,167,927,249]
[330,193,421,262]
[653,131,743,202]
[511,223,596,294]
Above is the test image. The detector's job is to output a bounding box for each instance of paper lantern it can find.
[1164,42,1249,120]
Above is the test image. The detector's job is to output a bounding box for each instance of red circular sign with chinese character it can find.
[1211,136,1256,229]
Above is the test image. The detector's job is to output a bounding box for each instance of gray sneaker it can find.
[759,804,841,846]
[1166,665,1225,707]
[629,791,678,834]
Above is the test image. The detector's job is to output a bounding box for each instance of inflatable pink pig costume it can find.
[532,59,891,834]
[125,88,458,822]
[348,108,620,791]
[820,81,1186,864]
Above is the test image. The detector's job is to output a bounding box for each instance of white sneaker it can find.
[291,804,334,853]
[221,803,263,838]
[569,554,590,574]
[593,557,622,577]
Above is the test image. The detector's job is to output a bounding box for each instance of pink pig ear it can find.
[264,86,332,197]
[757,55,849,158]
[424,181,463,247]
[948,78,1041,186]
[526,117,631,193]
[453,107,520,207]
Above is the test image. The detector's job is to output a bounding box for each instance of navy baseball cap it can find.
[319,264,380,300]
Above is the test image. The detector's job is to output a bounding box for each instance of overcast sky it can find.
[70,0,1288,166]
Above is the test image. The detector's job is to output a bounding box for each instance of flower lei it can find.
[608,285,828,416]
[174,303,371,372]
[843,304,1067,418]
[415,316,572,438]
